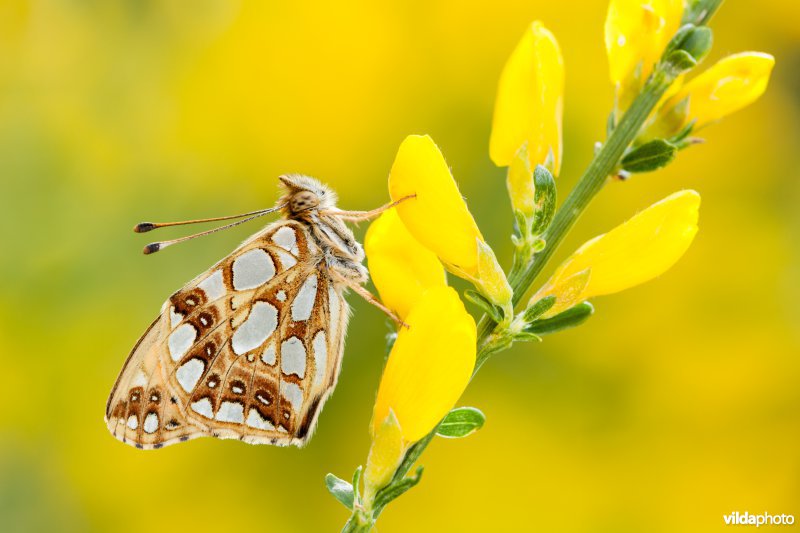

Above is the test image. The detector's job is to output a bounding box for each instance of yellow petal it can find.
[372,286,477,443]
[389,134,483,274]
[535,190,700,316]
[365,208,447,319]
[388,135,512,307]
[605,0,683,108]
[490,21,564,175]
[364,409,406,498]
[672,52,775,129]
[506,143,537,218]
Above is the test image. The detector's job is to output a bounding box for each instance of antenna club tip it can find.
[143,243,161,255]
[134,222,156,233]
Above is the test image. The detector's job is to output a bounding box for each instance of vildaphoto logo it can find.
[724,512,795,527]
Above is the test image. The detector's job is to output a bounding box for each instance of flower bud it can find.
[605,0,683,109]
[490,21,564,175]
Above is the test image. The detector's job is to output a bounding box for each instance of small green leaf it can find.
[373,466,424,516]
[352,466,362,507]
[679,26,713,63]
[525,302,594,335]
[621,139,678,173]
[522,295,556,323]
[325,473,355,510]
[664,24,712,65]
[531,165,556,235]
[436,407,486,438]
[464,290,503,323]
[514,331,543,343]
[663,24,694,57]
[664,49,697,74]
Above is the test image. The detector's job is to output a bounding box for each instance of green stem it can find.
[342,512,373,533]
[684,0,723,25]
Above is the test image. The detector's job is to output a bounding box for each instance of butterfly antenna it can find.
[139,204,285,255]
[134,205,286,233]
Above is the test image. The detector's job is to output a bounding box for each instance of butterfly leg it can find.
[328,269,409,329]
[323,194,416,222]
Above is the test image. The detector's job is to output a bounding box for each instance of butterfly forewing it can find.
[106,220,350,449]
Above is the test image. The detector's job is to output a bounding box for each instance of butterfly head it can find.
[279,174,338,217]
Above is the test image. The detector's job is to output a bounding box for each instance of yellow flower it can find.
[667,52,775,130]
[364,286,476,497]
[388,134,512,308]
[371,286,476,443]
[490,21,564,175]
[605,0,683,109]
[364,208,447,319]
[533,190,700,316]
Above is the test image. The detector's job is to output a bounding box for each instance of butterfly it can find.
[105,175,410,449]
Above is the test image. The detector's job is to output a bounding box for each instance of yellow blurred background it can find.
[1,1,798,531]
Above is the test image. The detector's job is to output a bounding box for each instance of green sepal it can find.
[664,24,694,57]
[664,49,697,75]
[640,98,690,143]
[391,422,439,483]
[373,466,424,516]
[664,24,712,64]
[669,119,696,144]
[464,289,504,323]
[522,295,557,323]
[436,407,486,438]
[621,139,677,173]
[673,136,704,150]
[680,26,713,64]
[525,302,594,335]
[352,466,362,507]
[514,331,543,343]
[513,209,529,240]
[531,165,556,235]
[325,473,355,510]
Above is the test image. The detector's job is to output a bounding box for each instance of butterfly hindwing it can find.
[106,220,350,449]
